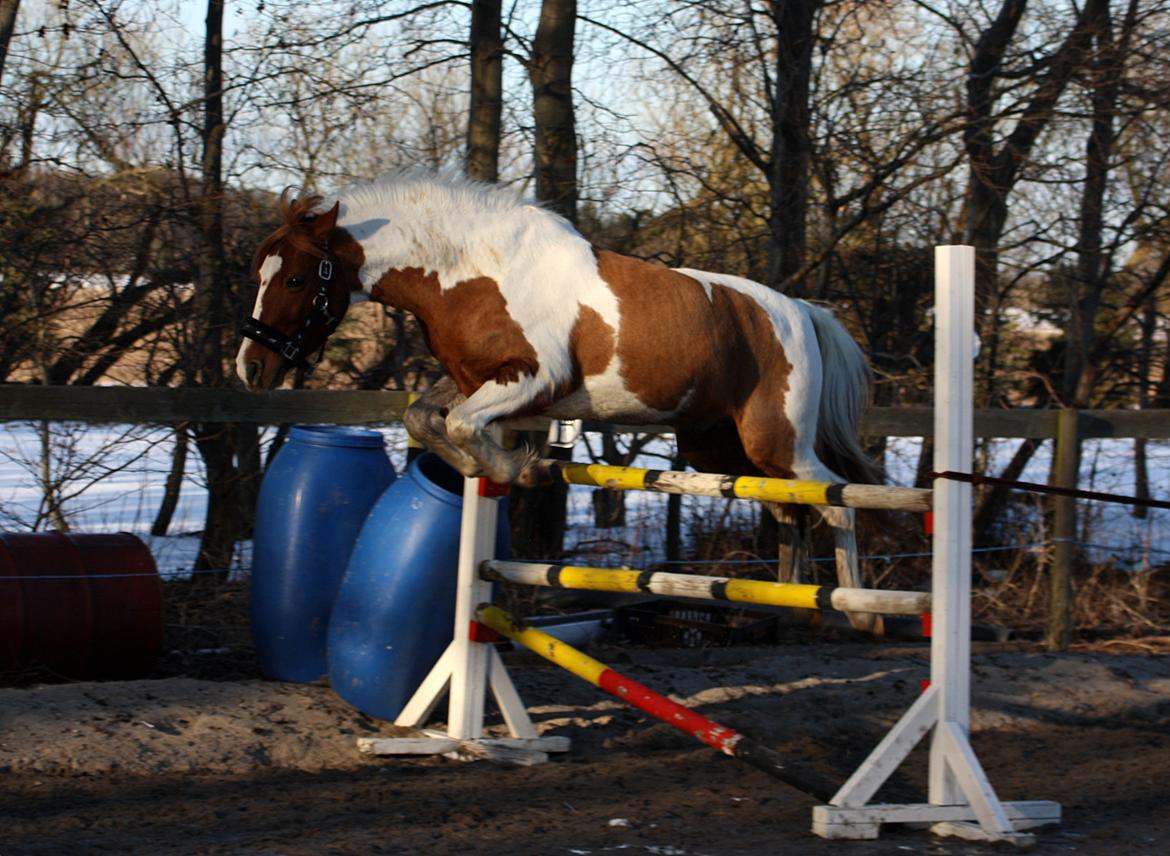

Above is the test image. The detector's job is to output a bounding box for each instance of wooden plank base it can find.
[357,731,571,767]
[812,800,1061,842]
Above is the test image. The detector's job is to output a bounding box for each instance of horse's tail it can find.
[803,301,884,486]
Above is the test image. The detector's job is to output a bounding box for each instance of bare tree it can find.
[529,0,577,221]
[0,0,18,85]
[467,0,503,182]
[508,0,578,561]
[954,0,1101,404]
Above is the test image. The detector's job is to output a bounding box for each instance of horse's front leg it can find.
[403,376,484,477]
[444,376,545,484]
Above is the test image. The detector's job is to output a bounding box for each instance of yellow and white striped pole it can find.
[480,560,930,616]
[530,461,931,512]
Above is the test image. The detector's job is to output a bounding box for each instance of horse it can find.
[236,169,883,630]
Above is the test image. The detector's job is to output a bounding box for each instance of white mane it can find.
[332,168,535,223]
[325,168,579,293]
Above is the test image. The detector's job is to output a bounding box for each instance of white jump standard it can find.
[811,246,1058,842]
[369,247,1059,843]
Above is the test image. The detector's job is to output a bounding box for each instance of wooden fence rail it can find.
[3,386,1170,440]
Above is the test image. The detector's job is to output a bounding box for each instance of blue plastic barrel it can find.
[327,452,509,720]
[251,425,396,683]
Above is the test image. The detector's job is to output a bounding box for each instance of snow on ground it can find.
[1,421,1168,576]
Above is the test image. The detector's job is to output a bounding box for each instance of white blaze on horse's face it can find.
[235,253,284,386]
[252,254,285,319]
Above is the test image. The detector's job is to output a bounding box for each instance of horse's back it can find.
[544,251,821,431]
[672,267,817,349]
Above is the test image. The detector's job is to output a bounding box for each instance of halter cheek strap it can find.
[240,257,341,375]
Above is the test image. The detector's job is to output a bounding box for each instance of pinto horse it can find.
[236,170,883,629]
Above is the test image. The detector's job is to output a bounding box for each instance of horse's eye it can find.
[287,276,305,290]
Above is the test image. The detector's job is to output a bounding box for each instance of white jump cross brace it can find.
[359,247,1061,842]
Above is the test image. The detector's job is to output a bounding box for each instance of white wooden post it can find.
[446,477,500,739]
[812,246,1059,841]
[381,475,561,760]
[929,244,976,805]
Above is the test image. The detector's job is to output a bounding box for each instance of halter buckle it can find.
[318,259,334,281]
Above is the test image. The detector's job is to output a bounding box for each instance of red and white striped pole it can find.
[476,604,836,801]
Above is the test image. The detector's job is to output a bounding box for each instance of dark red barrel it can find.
[0,537,27,671]
[0,532,163,679]
[72,534,164,677]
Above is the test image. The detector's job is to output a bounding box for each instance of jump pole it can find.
[480,559,931,615]
[527,460,931,512]
[477,603,838,801]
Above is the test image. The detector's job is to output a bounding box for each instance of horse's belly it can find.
[544,369,687,424]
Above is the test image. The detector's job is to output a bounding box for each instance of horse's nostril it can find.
[246,360,262,388]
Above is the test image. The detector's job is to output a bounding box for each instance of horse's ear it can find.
[308,201,340,239]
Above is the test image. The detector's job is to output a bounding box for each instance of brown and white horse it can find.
[236,170,882,628]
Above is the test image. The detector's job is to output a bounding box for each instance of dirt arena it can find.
[2,637,1168,855]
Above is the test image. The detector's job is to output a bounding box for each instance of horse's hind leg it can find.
[679,424,813,585]
[785,452,880,633]
[804,474,881,634]
[763,502,812,584]
[735,401,880,634]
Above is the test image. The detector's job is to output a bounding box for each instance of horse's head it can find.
[236,191,356,390]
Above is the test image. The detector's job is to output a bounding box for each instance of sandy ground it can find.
[1,640,1169,855]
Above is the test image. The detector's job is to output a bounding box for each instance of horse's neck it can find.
[355,200,502,317]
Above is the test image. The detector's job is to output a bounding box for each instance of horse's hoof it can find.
[514,465,554,489]
[477,445,537,486]
[844,612,883,637]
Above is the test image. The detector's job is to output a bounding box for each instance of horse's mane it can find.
[336,167,534,223]
[254,169,559,278]
[251,190,329,276]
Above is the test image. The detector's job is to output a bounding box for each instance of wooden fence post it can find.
[1046,408,1081,651]
[665,452,685,562]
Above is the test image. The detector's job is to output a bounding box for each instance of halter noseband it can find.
[240,256,341,375]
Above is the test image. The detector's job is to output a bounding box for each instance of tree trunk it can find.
[197,0,228,386]
[235,423,262,541]
[765,0,819,294]
[529,0,577,223]
[151,425,189,537]
[589,432,627,528]
[192,0,237,578]
[0,0,20,86]
[193,425,240,577]
[467,0,503,183]
[961,0,1098,404]
[1063,0,1120,408]
[972,437,1042,549]
[509,0,577,560]
[1134,296,1156,519]
[665,452,685,562]
[38,421,68,533]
